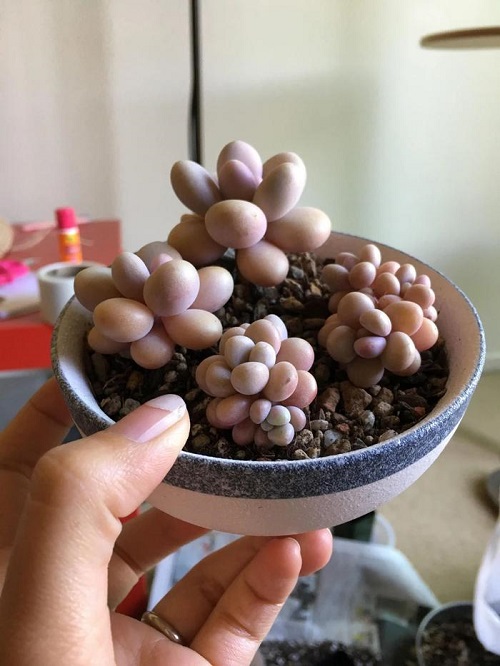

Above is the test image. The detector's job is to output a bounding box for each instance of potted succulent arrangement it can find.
[52,140,485,536]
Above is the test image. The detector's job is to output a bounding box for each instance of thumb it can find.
[0,394,189,666]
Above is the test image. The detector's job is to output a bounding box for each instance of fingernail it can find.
[111,394,186,443]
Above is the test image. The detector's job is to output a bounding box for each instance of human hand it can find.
[0,378,333,665]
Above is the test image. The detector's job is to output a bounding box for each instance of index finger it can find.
[0,377,73,475]
[0,377,73,578]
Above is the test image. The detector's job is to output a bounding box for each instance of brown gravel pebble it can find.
[87,251,449,461]
[340,382,372,417]
[373,401,394,418]
[318,386,341,412]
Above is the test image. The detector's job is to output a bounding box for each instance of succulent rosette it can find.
[71,139,445,462]
[74,241,233,369]
[319,243,439,388]
[195,315,318,448]
[167,140,332,287]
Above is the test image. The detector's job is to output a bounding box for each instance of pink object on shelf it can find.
[56,207,78,230]
[0,260,29,285]
[0,218,121,372]
[55,207,83,263]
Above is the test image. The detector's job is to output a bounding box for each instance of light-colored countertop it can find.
[380,371,500,602]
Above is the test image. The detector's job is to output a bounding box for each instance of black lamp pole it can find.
[189,0,203,164]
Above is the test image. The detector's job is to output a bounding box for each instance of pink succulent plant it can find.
[74,241,233,369]
[167,140,332,287]
[195,315,318,448]
[73,140,443,429]
[318,243,439,388]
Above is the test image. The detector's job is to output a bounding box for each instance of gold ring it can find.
[140,610,185,645]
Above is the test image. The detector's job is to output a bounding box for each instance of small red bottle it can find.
[56,207,83,263]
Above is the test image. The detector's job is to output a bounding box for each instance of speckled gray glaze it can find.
[52,233,485,535]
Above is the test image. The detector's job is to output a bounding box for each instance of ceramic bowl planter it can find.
[52,232,485,536]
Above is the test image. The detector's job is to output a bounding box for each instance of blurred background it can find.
[1,0,499,365]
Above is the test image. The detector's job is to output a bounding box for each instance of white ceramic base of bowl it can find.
[147,429,455,536]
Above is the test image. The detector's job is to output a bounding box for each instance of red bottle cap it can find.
[56,207,78,230]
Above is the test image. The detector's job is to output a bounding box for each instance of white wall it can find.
[1,1,499,364]
[0,0,189,241]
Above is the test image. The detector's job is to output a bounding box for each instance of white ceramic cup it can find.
[37,261,100,325]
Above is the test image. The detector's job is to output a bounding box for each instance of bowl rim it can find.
[415,600,474,665]
[52,232,486,497]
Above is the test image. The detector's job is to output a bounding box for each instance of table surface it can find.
[0,219,121,372]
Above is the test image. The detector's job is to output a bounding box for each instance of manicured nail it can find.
[112,394,186,443]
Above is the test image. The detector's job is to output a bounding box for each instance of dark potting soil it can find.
[86,252,449,461]
[416,619,500,665]
[259,640,381,665]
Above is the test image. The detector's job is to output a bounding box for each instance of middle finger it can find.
[152,528,332,644]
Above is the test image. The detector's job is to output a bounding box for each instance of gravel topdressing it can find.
[87,252,449,461]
